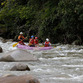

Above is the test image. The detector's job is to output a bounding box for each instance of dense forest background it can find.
[0,0,83,44]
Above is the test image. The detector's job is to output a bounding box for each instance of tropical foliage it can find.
[0,0,83,44]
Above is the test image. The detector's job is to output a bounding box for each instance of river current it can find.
[0,41,83,83]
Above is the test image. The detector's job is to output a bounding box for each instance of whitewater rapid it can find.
[0,41,83,83]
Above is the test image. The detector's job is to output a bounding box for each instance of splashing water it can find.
[0,42,83,83]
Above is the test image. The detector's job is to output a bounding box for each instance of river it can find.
[0,41,83,83]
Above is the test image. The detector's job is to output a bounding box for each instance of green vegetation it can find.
[0,0,83,44]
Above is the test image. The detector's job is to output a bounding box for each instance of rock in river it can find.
[10,63,30,71]
[0,46,3,53]
[0,75,40,83]
[0,49,37,62]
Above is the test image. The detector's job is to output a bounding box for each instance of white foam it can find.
[62,65,83,67]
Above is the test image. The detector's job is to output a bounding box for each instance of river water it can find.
[0,41,83,83]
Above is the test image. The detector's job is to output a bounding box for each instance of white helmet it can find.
[46,38,49,41]
[20,32,23,34]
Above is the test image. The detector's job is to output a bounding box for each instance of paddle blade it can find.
[28,43,32,46]
[12,43,18,47]
[41,45,44,47]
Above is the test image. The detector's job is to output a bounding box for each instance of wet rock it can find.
[10,63,30,71]
[72,40,82,45]
[0,37,4,41]
[2,74,16,77]
[2,40,7,43]
[0,37,10,43]
[0,47,3,53]
[0,37,13,42]
[0,49,38,62]
[6,39,13,42]
[1,39,7,43]
[0,75,40,83]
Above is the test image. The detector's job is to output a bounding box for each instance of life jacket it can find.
[18,35,25,40]
[44,41,50,47]
[19,41,25,45]
[29,38,34,44]
[34,39,38,44]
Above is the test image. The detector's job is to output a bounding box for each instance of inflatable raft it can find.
[17,44,53,50]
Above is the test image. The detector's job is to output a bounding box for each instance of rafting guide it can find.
[18,32,26,45]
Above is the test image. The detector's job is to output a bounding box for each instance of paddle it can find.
[28,43,32,46]
[40,45,44,47]
[12,42,19,47]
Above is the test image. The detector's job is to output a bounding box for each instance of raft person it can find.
[18,32,26,45]
[34,37,39,47]
[44,38,51,47]
[28,35,35,47]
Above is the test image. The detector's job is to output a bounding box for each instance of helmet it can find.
[20,32,23,34]
[31,35,34,38]
[35,37,38,39]
[46,38,49,41]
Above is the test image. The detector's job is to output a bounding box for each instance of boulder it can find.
[72,40,82,45]
[0,47,3,53]
[6,39,13,42]
[2,74,16,77]
[0,75,40,83]
[0,37,4,42]
[1,39,7,43]
[0,37,13,43]
[10,63,30,71]
[0,49,38,62]
[0,37,7,43]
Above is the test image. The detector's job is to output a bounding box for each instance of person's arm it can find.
[21,36,27,41]
[22,36,25,40]
[49,42,51,46]
[28,39,32,45]
[29,40,31,43]
[18,36,21,40]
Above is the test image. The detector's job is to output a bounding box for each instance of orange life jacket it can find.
[18,35,25,40]
[44,41,50,47]
[34,39,38,44]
